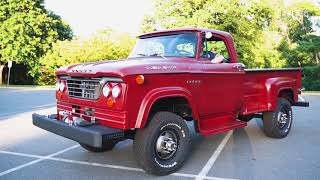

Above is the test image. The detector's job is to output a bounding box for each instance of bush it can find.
[302,65,320,91]
[37,29,135,85]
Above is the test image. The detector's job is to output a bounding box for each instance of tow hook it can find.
[58,111,90,126]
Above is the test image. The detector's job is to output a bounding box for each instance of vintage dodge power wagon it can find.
[33,28,309,175]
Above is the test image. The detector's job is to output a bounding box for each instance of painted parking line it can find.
[195,130,234,180]
[0,145,79,176]
[0,150,236,180]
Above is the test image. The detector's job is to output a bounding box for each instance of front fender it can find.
[134,87,199,128]
[265,77,296,110]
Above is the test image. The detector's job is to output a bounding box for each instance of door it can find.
[197,35,245,133]
[199,62,245,115]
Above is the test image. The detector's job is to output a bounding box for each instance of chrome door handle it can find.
[233,64,245,71]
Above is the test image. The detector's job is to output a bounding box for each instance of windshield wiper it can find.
[137,53,148,57]
[136,53,167,59]
[148,53,167,60]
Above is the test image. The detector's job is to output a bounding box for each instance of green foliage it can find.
[141,0,320,70]
[277,2,320,67]
[38,29,135,85]
[141,0,280,68]
[286,2,320,42]
[1,0,320,90]
[0,0,72,77]
[302,65,320,90]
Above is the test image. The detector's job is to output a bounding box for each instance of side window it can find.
[201,39,229,60]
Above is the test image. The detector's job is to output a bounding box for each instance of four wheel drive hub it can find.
[156,130,178,159]
[32,113,126,148]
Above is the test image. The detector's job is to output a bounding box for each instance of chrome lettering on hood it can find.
[146,66,177,70]
[70,65,93,73]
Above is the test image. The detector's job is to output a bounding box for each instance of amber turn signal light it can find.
[135,75,145,85]
[56,91,63,100]
[107,97,115,107]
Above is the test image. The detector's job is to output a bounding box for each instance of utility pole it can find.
[7,61,12,85]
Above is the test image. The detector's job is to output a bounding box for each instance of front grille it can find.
[66,78,101,100]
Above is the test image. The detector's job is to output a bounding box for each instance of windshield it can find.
[128,33,197,58]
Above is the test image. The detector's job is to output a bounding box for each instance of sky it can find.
[46,0,319,37]
[45,0,154,37]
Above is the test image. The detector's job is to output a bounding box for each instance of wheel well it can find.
[149,97,194,121]
[278,89,294,104]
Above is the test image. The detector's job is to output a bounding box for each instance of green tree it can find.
[0,0,72,84]
[38,29,135,85]
[277,2,320,66]
[141,0,279,68]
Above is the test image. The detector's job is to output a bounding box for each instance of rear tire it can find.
[133,111,191,175]
[263,98,293,138]
[80,141,117,152]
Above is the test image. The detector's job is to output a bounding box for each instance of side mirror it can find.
[205,32,212,39]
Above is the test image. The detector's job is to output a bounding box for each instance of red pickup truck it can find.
[33,28,309,175]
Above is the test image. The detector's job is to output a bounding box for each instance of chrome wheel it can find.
[155,130,178,160]
[277,109,290,129]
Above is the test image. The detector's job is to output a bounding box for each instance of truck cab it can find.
[33,28,309,175]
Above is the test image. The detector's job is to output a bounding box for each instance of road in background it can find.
[0,88,55,119]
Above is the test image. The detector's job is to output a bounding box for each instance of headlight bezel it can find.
[102,83,111,97]
[55,82,60,91]
[59,81,65,92]
[55,81,66,92]
[111,84,121,98]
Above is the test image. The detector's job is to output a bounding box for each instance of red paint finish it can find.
[55,28,303,135]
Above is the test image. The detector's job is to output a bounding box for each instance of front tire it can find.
[133,111,191,175]
[263,98,293,138]
[80,141,117,152]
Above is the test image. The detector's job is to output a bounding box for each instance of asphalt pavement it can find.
[0,87,319,180]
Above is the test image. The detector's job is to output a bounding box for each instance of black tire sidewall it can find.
[134,111,191,175]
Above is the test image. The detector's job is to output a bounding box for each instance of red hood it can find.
[56,57,192,78]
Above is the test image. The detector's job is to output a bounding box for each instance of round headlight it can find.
[55,82,60,91]
[112,85,121,98]
[59,82,65,92]
[102,84,111,97]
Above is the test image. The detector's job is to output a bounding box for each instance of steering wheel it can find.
[177,50,194,57]
[222,58,230,63]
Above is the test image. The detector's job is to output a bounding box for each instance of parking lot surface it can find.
[0,87,319,180]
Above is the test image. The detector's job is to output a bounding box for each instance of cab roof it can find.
[139,28,233,39]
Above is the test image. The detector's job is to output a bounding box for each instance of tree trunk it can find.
[316,52,320,65]
[0,64,4,85]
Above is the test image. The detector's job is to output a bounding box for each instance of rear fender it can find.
[265,77,296,110]
[134,87,199,128]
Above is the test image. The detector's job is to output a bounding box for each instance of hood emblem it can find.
[71,67,92,73]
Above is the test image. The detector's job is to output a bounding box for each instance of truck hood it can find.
[56,58,191,78]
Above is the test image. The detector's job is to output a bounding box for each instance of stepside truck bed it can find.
[241,68,303,115]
